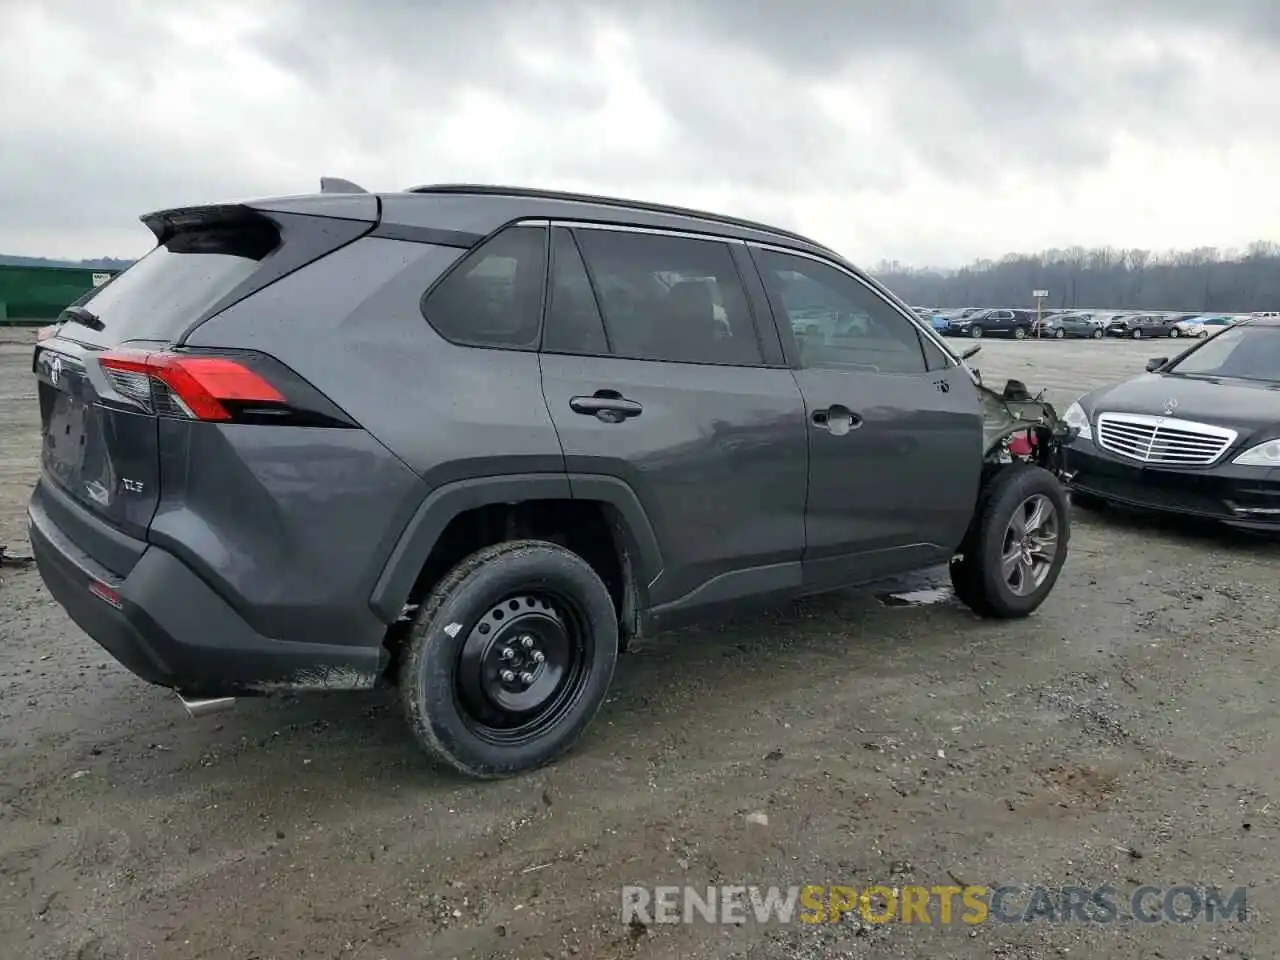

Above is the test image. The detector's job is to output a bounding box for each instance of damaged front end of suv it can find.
[977,377,1071,477]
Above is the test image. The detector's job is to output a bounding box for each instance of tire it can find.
[949,464,1071,619]
[1198,329,1209,338]
[1131,328,1143,339]
[969,326,984,339]
[1092,328,1103,339]
[399,539,619,778]
[1169,328,1180,339]
[1053,328,1065,339]
[1013,326,1028,340]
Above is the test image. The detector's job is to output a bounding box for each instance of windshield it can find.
[1166,325,1280,382]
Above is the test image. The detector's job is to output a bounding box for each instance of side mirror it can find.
[1145,357,1167,373]
[960,344,982,361]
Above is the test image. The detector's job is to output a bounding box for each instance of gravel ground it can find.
[0,328,1275,959]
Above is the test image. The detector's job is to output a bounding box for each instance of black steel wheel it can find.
[400,540,619,778]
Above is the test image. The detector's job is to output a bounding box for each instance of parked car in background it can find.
[1107,314,1180,339]
[1174,315,1234,338]
[1100,313,1134,335]
[1064,317,1280,533]
[1039,312,1106,339]
[945,308,1037,339]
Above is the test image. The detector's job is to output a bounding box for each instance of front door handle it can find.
[570,391,643,423]
[811,404,862,436]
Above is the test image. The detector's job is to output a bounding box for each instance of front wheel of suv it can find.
[950,464,1070,619]
[399,539,619,778]
[969,326,984,338]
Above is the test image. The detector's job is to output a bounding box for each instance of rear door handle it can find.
[570,392,643,423]
[811,405,862,436]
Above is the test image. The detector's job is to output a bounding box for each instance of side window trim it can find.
[565,227,614,355]
[747,242,948,375]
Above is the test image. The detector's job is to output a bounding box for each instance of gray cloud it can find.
[1,0,1277,261]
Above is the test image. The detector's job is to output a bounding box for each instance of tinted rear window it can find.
[62,223,278,346]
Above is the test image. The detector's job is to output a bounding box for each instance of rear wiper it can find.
[58,304,104,332]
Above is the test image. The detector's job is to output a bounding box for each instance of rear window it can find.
[60,223,278,346]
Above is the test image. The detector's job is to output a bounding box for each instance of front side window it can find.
[421,225,547,349]
[754,249,927,375]
[571,229,763,365]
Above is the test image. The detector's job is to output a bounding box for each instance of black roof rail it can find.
[321,177,368,194]
[404,183,830,252]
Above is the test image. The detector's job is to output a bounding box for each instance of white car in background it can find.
[1174,315,1236,338]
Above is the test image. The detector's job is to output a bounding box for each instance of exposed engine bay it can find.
[977,377,1070,477]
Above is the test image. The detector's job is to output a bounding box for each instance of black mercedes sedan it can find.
[1062,318,1280,531]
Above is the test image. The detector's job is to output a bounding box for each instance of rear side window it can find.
[61,222,279,346]
[572,229,763,365]
[421,226,547,349]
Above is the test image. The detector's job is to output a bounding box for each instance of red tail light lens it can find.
[99,350,284,421]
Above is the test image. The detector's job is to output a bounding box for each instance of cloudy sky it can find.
[2,0,1277,267]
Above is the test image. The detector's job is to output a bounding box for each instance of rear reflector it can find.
[89,580,123,609]
[98,350,284,422]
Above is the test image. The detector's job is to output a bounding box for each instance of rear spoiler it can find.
[140,204,272,245]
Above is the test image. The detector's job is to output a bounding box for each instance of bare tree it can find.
[877,242,1279,312]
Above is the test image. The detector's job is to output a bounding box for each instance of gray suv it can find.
[28,182,1072,778]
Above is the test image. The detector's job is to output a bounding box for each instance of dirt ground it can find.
[1,327,1275,959]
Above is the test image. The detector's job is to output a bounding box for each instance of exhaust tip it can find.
[177,693,237,718]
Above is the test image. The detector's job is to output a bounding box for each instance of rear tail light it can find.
[97,349,355,427]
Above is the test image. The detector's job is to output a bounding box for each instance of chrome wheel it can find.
[1001,494,1059,597]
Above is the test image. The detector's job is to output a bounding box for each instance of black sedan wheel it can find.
[1053,328,1065,339]
[1092,328,1103,339]
[1131,328,1144,339]
[400,539,619,778]
[1169,328,1180,339]
[969,326,984,339]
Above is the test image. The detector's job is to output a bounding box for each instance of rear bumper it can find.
[1063,439,1280,531]
[28,489,387,696]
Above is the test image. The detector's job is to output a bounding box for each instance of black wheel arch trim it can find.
[368,473,664,625]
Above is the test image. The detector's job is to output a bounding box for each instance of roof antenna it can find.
[320,177,368,194]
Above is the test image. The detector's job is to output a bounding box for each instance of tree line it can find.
[873,241,1280,313]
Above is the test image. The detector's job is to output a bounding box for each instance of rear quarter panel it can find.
[183,237,569,638]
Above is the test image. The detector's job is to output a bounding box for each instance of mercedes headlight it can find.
[1064,401,1092,440]
[1233,439,1280,466]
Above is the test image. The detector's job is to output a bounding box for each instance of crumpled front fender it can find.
[977,378,1072,466]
